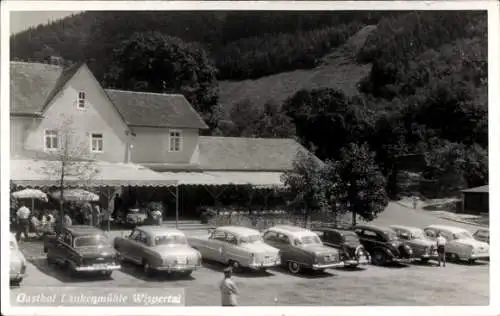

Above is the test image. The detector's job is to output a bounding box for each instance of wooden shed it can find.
[461,185,489,215]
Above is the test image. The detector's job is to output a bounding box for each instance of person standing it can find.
[436,232,447,267]
[220,267,239,306]
[81,202,92,226]
[63,212,72,228]
[113,194,123,220]
[16,203,31,241]
[92,204,101,227]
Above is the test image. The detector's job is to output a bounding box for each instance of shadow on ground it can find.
[118,260,196,282]
[270,266,338,279]
[27,257,114,283]
[201,259,276,278]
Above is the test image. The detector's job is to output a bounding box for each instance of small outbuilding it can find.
[461,185,489,215]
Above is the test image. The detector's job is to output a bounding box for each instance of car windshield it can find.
[344,234,359,243]
[384,230,399,241]
[453,231,473,240]
[74,235,110,248]
[411,230,426,239]
[239,234,263,244]
[154,234,187,246]
[296,235,322,245]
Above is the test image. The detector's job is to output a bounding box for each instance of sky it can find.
[10,11,81,35]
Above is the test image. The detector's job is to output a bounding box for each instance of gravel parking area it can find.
[13,254,489,306]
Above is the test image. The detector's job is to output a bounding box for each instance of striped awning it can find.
[161,171,284,188]
[11,159,178,188]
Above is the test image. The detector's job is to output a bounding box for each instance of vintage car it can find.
[423,225,489,262]
[122,208,149,227]
[389,225,438,263]
[114,226,201,276]
[262,225,343,274]
[10,234,27,286]
[473,228,489,244]
[188,226,281,271]
[313,228,371,268]
[353,225,415,266]
[43,225,121,276]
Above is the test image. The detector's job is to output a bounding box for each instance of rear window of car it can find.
[343,234,359,243]
[154,234,187,246]
[74,235,110,247]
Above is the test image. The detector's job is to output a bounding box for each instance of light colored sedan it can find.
[188,226,281,271]
[390,225,438,263]
[114,226,202,276]
[10,234,27,286]
[424,225,489,263]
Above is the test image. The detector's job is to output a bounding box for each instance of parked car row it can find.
[10,224,489,286]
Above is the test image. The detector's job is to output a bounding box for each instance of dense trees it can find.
[10,10,489,199]
[103,31,220,127]
[282,144,388,225]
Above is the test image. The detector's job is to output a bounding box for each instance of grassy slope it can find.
[218,25,377,110]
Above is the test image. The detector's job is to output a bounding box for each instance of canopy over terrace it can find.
[11,159,178,188]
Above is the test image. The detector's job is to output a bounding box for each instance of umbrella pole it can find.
[31,198,34,214]
[175,185,179,229]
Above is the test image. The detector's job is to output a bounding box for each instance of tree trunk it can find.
[351,208,357,226]
[303,209,308,228]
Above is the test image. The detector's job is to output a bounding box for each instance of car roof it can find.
[66,225,105,236]
[268,225,314,236]
[389,225,423,234]
[425,225,469,234]
[314,227,358,235]
[353,224,393,233]
[215,226,260,236]
[135,226,185,236]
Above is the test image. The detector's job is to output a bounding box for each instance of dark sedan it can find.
[43,225,121,276]
[353,225,415,266]
[313,228,371,268]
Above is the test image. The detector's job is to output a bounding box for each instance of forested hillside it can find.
[10,10,488,197]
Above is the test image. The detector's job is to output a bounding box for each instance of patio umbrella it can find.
[12,189,48,212]
[50,189,100,202]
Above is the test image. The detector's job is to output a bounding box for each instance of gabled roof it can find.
[105,89,209,129]
[461,185,489,193]
[10,61,64,114]
[198,136,320,171]
[10,61,208,129]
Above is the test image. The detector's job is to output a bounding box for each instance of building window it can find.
[90,133,103,152]
[45,130,59,150]
[77,91,86,109]
[169,129,182,152]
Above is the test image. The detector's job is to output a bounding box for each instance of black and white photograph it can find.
[1,1,498,315]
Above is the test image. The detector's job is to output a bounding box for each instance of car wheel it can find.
[178,270,193,278]
[468,259,476,264]
[142,260,154,276]
[371,251,387,266]
[102,271,113,278]
[228,260,242,272]
[287,261,301,274]
[448,253,459,262]
[420,258,429,264]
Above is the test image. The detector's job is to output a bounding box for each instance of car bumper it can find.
[470,253,489,260]
[155,264,201,272]
[248,261,281,270]
[421,253,439,260]
[392,257,416,264]
[311,262,344,270]
[343,257,371,267]
[75,264,121,272]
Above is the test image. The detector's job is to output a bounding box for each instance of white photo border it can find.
[1,1,499,316]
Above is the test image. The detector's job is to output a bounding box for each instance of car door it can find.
[323,231,342,250]
[221,232,242,263]
[357,229,379,252]
[205,230,226,261]
[117,229,137,259]
[263,231,280,249]
[53,231,71,263]
[126,230,147,264]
